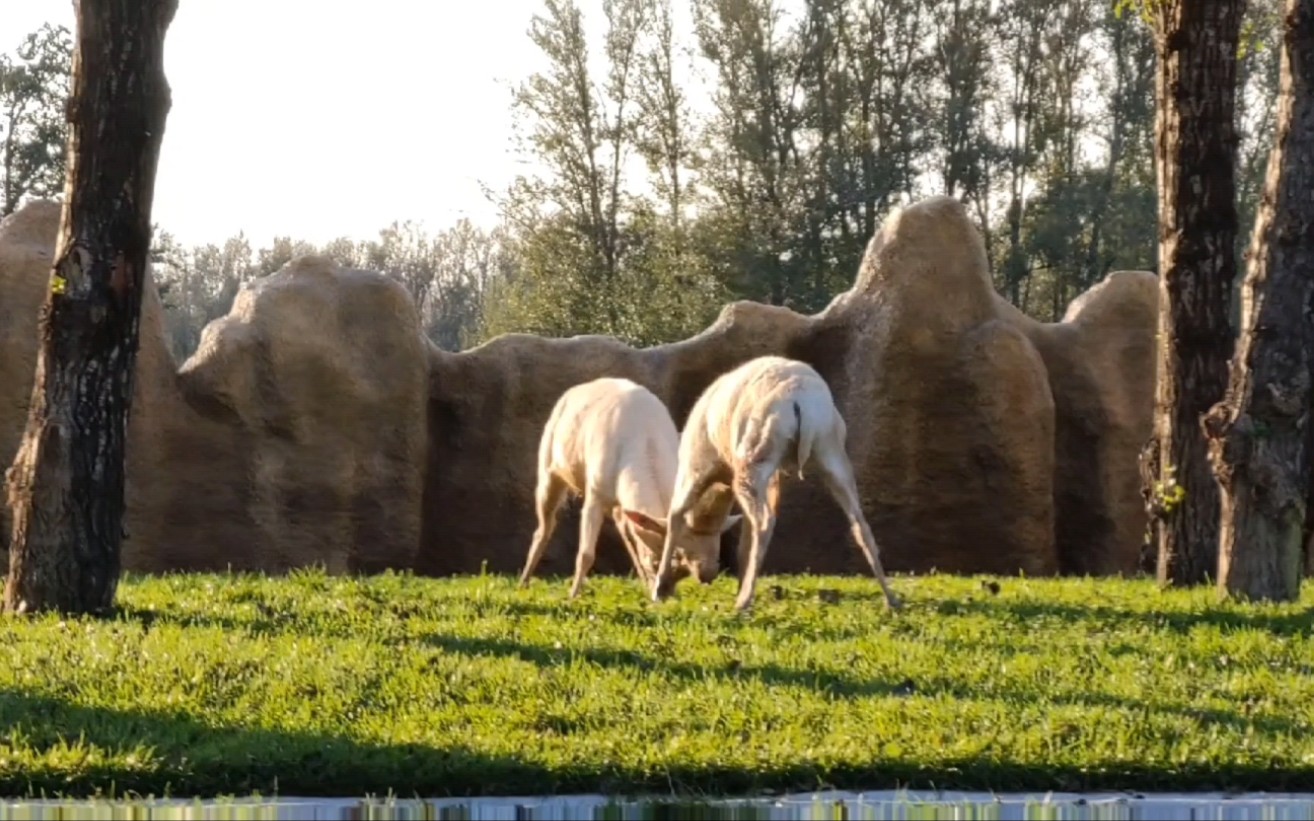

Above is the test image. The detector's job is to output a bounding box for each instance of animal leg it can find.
[519,473,568,587]
[736,472,779,587]
[616,513,653,589]
[733,517,754,588]
[817,450,901,611]
[732,468,777,613]
[569,496,607,599]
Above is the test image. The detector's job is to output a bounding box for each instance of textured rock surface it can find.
[0,196,1158,579]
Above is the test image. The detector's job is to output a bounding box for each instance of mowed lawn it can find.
[0,569,1312,798]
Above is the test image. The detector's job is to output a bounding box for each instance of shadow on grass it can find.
[112,602,1308,740]
[0,686,1310,798]
[497,584,1314,644]
[419,633,908,699]
[113,603,910,700]
[938,598,1314,637]
[419,632,1306,738]
[116,585,910,646]
[122,590,964,697]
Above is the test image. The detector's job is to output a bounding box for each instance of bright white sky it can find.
[7,0,566,248]
[7,0,1095,254]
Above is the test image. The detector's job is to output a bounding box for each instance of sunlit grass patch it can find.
[0,568,1311,797]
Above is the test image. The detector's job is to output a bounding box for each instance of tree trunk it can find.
[1149,0,1245,586]
[1201,0,1314,602]
[1307,446,1314,575]
[4,0,177,615]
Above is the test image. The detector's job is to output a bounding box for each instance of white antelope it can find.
[519,377,741,597]
[651,356,901,612]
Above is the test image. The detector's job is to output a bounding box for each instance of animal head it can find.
[628,484,743,585]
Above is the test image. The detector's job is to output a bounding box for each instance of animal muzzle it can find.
[653,573,677,600]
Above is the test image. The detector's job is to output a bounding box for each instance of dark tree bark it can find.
[1148,0,1245,587]
[1306,455,1314,575]
[1202,0,1314,602]
[4,0,177,615]
[1307,448,1314,574]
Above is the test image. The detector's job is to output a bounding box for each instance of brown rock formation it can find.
[0,201,428,575]
[157,255,430,574]
[0,195,1158,581]
[1000,272,1160,576]
[0,199,176,568]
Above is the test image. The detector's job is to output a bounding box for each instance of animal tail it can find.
[793,400,810,480]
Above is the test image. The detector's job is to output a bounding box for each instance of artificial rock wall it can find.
[0,195,1158,580]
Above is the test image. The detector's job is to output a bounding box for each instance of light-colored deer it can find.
[519,377,741,597]
[651,356,901,612]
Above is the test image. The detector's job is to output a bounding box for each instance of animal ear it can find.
[720,513,744,533]
[623,509,667,534]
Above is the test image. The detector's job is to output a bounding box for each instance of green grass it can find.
[0,569,1312,798]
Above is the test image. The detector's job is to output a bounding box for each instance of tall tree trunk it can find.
[1307,444,1314,574]
[1149,0,1245,586]
[4,0,177,615]
[1306,453,1314,575]
[1201,0,1314,602]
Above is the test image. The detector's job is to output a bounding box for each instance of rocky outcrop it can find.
[0,195,1158,580]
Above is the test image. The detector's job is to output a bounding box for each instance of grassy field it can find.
[0,569,1312,798]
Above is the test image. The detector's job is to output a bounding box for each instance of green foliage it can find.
[478,209,610,341]
[1111,0,1156,25]
[1153,464,1188,515]
[479,208,728,348]
[14,1,1285,342]
[0,571,1312,797]
[489,0,1282,329]
[343,218,513,351]
[0,23,72,216]
[482,0,729,348]
[151,220,509,360]
[151,231,256,359]
[1234,0,1283,280]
